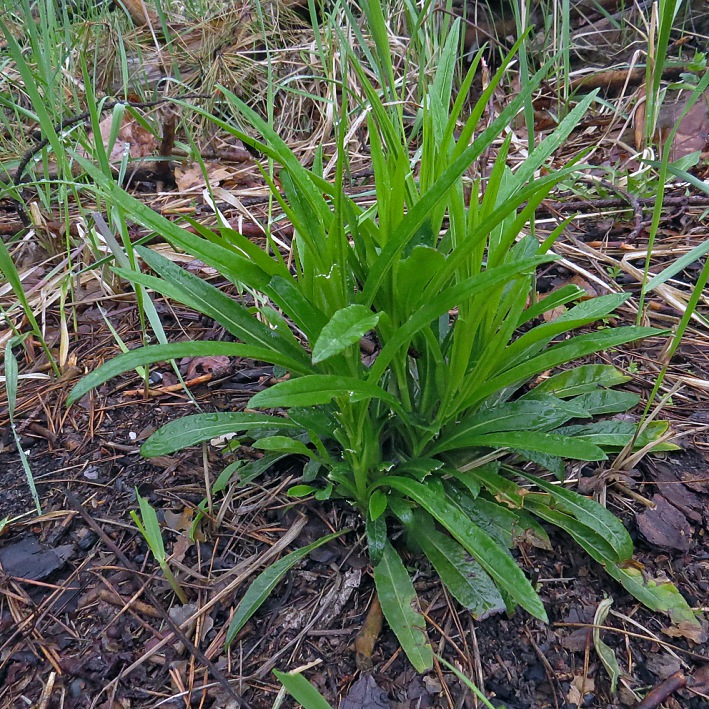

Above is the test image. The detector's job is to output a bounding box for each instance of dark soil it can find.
[2,4,709,699]
[1,320,708,708]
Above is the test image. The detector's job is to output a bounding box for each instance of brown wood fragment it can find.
[570,66,686,93]
[354,594,383,670]
[118,0,160,26]
[636,494,692,552]
[123,373,213,398]
[154,110,177,184]
[636,670,687,709]
[96,588,163,618]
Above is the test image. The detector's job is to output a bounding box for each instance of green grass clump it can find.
[66,16,702,671]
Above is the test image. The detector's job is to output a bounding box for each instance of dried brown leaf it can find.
[354,595,383,670]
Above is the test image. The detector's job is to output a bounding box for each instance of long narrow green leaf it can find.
[456,465,525,508]
[359,56,561,308]
[501,293,631,365]
[273,670,334,709]
[421,169,578,305]
[605,564,702,632]
[445,483,530,550]
[360,0,398,103]
[430,398,587,455]
[109,268,304,365]
[141,412,304,457]
[130,215,285,298]
[267,275,329,342]
[0,24,66,183]
[249,375,404,414]
[437,430,607,461]
[525,497,701,631]
[509,91,597,190]
[5,341,42,513]
[523,365,630,398]
[367,256,551,384]
[206,90,335,265]
[134,246,307,358]
[517,285,586,327]
[437,656,497,709]
[67,341,312,405]
[0,241,42,340]
[458,327,663,412]
[516,472,633,561]
[74,150,302,265]
[556,420,677,450]
[523,496,621,563]
[593,599,622,694]
[566,390,640,415]
[643,234,709,293]
[374,541,433,672]
[383,477,548,621]
[411,520,505,620]
[225,530,344,647]
[185,218,291,280]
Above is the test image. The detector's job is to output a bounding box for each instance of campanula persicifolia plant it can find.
[69,21,697,670]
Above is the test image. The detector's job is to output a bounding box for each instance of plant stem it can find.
[160,561,188,604]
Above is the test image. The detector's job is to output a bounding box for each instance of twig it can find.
[555,623,709,661]
[577,177,644,241]
[636,670,687,709]
[544,194,709,215]
[37,671,56,709]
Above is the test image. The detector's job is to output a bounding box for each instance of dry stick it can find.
[433,613,457,709]
[36,671,57,709]
[468,617,485,707]
[154,109,177,184]
[578,176,645,242]
[555,623,709,662]
[251,569,352,680]
[543,194,709,215]
[569,65,687,92]
[3,579,64,674]
[63,489,249,707]
[636,670,688,709]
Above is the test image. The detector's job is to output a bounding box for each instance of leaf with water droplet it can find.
[312,305,380,364]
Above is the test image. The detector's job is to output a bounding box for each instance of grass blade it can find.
[4,340,42,513]
[437,655,497,709]
[225,531,344,647]
[0,237,58,376]
[273,670,333,709]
